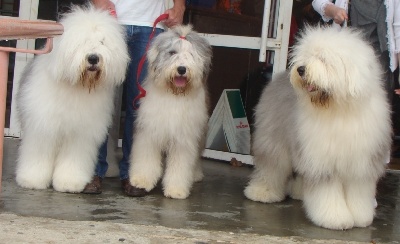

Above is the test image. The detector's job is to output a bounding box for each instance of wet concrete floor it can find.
[1,138,400,243]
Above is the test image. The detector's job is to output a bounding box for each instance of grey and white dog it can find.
[128,25,212,199]
[244,26,391,230]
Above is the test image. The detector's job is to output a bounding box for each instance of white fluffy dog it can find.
[244,26,392,230]
[15,5,129,193]
[128,25,212,199]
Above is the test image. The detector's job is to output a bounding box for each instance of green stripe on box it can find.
[226,90,246,119]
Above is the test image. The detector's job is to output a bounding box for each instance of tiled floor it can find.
[1,138,400,243]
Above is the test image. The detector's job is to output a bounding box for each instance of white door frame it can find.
[201,0,292,73]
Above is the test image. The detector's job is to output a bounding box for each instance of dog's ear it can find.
[342,56,366,97]
[186,30,212,81]
[345,67,363,97]
[146,45,159,70]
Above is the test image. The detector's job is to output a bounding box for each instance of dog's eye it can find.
[169,50,177,56]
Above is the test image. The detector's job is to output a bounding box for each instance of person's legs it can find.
[120,26,162,179]
[95,138,109,177]
[82,137,109,194]
[119,25,163,196]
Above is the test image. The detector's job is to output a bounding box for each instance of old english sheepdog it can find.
[15,5,129,193]
[128,25,212,199]
[244,26,392,230]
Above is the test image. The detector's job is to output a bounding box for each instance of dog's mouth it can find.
[305,84,317,93]
[173,76,188,87]
[302,82,330,107]
[168,76,191,95]
[80,68,102,93]
[87,65,99,72]
[293,66,331,107]
[298,79,331,107]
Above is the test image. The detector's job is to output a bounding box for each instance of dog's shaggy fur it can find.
[244,26,392,230]
[15,5,129,193]
[128,25,212,199]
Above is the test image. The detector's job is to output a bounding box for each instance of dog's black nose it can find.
[297,66,305,76]
[177,66,186,75]
[87,54,99,65]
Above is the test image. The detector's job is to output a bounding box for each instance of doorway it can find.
[183,0,293,164]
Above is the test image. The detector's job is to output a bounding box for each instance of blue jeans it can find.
[95,25,163,180]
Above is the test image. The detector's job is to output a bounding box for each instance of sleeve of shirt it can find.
[394,0,400,53]
[312,0,334,22]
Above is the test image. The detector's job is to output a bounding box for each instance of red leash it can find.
[132,13,169,110]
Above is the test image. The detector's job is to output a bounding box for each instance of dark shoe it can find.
[82,176,102,194]
[121,179,147,197]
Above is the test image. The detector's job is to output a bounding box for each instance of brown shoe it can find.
[82,176,102,194]
[121,179,147,197]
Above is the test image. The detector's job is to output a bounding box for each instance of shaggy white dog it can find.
[128,25,212,199]
[244,26,392,230]
[15,5,129,193]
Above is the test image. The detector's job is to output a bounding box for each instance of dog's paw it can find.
[352,214,373,228]
[164,186,190,199]
[306,204,355,230]
[16,175,50,190]
[244,184,285,203]
[348,199,375,228]
[130,175,157,192]
[52,168,89,193]
[52,179,86,193]
[16,160,53,190]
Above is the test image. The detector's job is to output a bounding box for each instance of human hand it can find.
[92,0,116,14]
[325,4,348,25]
[164,4,185,28]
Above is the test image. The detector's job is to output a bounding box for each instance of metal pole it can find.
[0,50,9,192]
